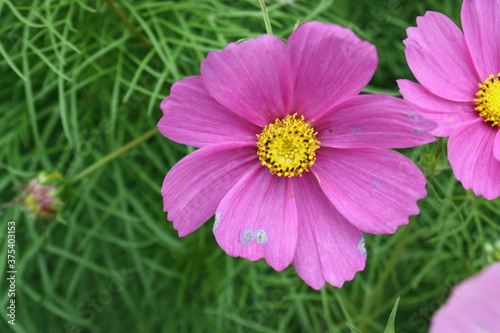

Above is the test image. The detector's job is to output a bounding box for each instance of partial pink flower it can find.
[430,263,500,332]
[398,0,500,199]
[158,21,435,289]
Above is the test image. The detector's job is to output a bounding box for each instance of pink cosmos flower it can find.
[430,263,500,332]
[158,21,435,289]
[398,0,500,199]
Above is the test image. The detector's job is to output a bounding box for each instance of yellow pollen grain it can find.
[475,73,500,127]
[256,113,320,177]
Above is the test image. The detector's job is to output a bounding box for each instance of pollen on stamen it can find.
[256,113,320,177]
[475,73,500,127]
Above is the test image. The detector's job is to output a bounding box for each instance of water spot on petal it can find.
[358,238,366,255]
[213,212,221,230]
[407,112,422,120]
[350,125,364,132]
[476,324,489,332]
[241,229,253,245]
[411,128,421,135]
[255,229,268,244]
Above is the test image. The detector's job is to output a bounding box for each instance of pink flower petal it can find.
[398,79,478,137]
[158,76,260,148]
[448,120,500,199]
[462,0,500,80]
[312,148,426,234]
[430,263,500,333]
[494,130,500,162]
[292,174,366,290]
[404,11,480,102]
[315,94,436,149]
[213,166,298,271]
[286,21,377,120]
[162,142,257,237]
[201,35,293,127]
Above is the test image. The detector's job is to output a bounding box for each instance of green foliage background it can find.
[1,0,499,332]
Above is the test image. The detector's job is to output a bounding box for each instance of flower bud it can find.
[22,171,67,220]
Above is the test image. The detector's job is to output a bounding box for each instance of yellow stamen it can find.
[256,113,320,177]
[475,74,500,127]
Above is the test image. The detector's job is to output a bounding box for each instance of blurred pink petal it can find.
[430,263,500,333]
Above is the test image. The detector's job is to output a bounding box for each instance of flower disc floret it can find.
[256,114,320,177]
[475,74,500,127]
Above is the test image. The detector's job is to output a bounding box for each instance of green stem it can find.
[104,0,153,50]
[258,0,273,35]
[360,222,413,331]
[70,127,158,184]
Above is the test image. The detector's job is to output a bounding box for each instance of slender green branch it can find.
[70,127,158,184]
[104,0,153,50]
[258,0,273,35]
[360,222,413,331]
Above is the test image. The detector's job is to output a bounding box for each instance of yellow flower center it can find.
[256,113,320,177]
[475,74,500,127]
